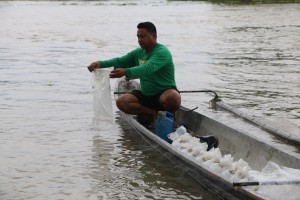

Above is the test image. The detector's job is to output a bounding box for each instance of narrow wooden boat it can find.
[114,78,300,200]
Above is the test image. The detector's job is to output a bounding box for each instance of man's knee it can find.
[168,95,181,110]
[116,95,130,112]
[116,94,139,113]
[161,89,181,112]
[116,97,124,111]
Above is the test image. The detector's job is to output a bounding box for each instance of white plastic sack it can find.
[90,68,114,124]
[252,161,300,200]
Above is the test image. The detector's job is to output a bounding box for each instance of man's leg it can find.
[116,93,157,117]
[159,89,181,113]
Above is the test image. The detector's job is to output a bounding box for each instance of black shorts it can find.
[130,88,179,111]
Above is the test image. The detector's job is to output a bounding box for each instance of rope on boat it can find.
[233,180,300,186]
[180,106,198,112]
[114,89,220,98]
[114,91,129,94]
[179,90,222,109]
[179,89,219,98]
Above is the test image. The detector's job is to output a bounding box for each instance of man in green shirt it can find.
[87,22,181,122]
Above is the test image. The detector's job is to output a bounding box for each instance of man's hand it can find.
[87,62,100,72]
[109,68,126,78]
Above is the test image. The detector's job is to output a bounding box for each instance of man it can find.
[87,22,181,122]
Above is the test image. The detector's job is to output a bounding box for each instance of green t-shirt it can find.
[98,43,176,96]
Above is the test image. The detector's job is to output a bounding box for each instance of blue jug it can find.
[155,111,174,143]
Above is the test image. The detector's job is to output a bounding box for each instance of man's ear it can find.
[152,33,157,39]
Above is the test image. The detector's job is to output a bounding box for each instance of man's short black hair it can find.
[137,22,157,34]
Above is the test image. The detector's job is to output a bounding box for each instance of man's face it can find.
[137,28,156,50]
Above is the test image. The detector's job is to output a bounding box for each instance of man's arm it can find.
[87,49,137,73]
[87,62,126,78]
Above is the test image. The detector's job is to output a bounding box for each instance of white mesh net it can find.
[90,69,114,125]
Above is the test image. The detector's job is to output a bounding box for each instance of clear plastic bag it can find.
[90,68,114,124]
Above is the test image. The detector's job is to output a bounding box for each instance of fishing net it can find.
[90,69,114,124]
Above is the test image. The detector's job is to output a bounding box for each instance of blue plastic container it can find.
[155,111,174,143]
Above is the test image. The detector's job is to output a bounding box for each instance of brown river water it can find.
[0,1,299,199]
